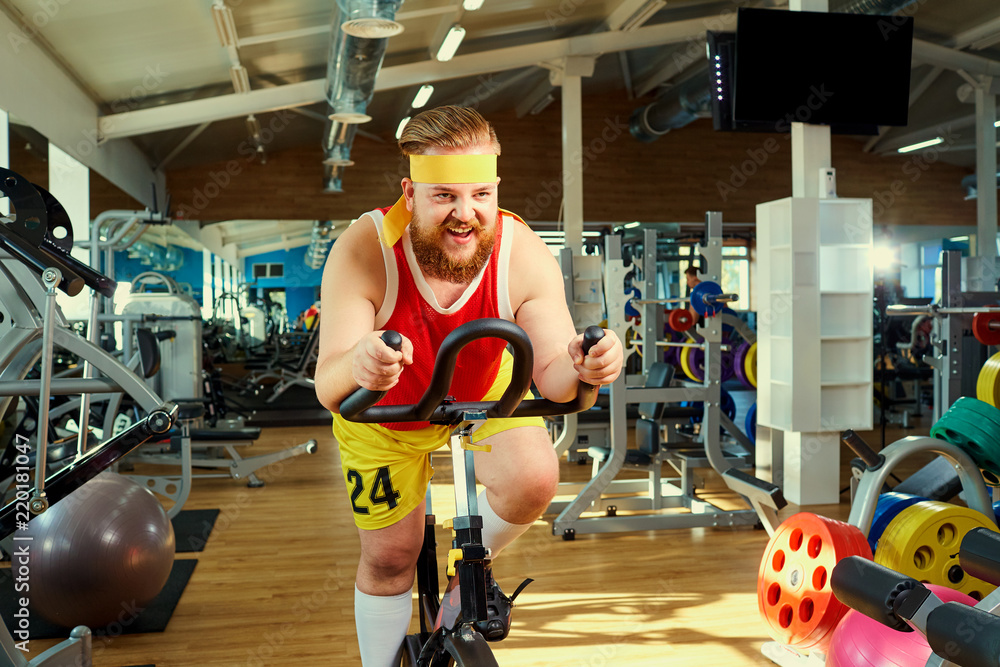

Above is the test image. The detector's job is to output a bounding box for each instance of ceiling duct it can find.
[305,221,336,269]
[961,172,1000,200]
[628,0,921,142]
[321,1,402,189]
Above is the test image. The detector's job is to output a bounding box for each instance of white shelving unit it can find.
[756,197,873,504]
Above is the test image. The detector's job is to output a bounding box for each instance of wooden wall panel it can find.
[166,91,977,229]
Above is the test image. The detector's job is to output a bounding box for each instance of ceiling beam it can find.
[0,6,161,207]
[911,39,1000,77]
[99,16,732,140]
[874,113,977,154]
[951,14,1000,51]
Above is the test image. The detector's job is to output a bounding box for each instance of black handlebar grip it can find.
[381,330,403,352]
[582,326,604,356]
[340,331,404,420]
[960,527,1000,587]
[927,602,1000,667]
[831,556,920,631]
[841,429,884,469]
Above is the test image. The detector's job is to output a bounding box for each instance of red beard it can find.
[409,211,497,284]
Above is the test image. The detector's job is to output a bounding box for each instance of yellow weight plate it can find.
[745,342,758,388]
[680,346,700,382]
[977,351,1000,407]
[976,352,1000,406]
[875,501,997,601]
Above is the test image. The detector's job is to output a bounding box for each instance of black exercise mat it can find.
[0,559,197,640]
[171,509,219,553]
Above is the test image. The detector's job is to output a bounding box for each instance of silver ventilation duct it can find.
[305,221,336,269]
[628,0,921,142]
[321,1,402,190]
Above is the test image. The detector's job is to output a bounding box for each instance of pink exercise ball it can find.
[25,471,175,629]
[826,584,976,666]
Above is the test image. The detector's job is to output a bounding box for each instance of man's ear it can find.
[401,178,415,212]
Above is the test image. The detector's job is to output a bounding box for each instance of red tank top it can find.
[376,210,509,431]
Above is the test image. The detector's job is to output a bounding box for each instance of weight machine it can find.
[550,213,777,538]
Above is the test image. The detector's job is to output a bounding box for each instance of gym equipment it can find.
[831,527,1000,667]
[743,341,757,388]
[930,396,1000,484]
[551,221,764,538]
[340,319,602,666]
[757,512,873,653]
[867,492,926,554]
[734,341,752,388]
[681,387,737,425]
[24,471,175,628]
[759,429,996,666]
[745,402,756,444]
[0,167,178,667]
[971,309,1000,346]
[239,322,322,403]
[689,280,730,317]
[874,501,997,600]
[678,345,736,383]
[825,584,977,667]
[976,351,1000,407]
[667,308,694,332]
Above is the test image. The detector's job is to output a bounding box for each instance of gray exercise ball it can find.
[25,471,175,629]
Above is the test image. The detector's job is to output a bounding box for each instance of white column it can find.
[560,73,583,255]
[0,108,8,217]
[790,0,831,198]
[783,432,842,505]
[552,56,594,256]
[203,248,214,319]
[975,80,997,261]
[49,143,90,320]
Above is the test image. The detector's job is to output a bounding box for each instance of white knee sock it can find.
[354,585,411,667]
[478,489,533,559]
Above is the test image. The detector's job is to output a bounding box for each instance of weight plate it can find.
[867,492,927,554]
[680,346,703,382]
[972,311,1000,346]
[976,352,1000,407]
[668,308,695,332]
[745,402,757,444]
[758,513,872,652]
[690,280,723,317]
[734,342,752,388]
[744,342,758,388]
[875,501,998,601]
[930,397,1000,483]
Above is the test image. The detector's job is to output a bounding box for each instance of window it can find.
[252,262,284,279]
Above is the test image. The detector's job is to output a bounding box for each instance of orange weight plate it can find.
[758,512,873,653]
[668,309,695,332]
[973,310,1000,346]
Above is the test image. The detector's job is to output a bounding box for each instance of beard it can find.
[409,209,497,284]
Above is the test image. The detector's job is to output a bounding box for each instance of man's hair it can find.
[398,106,501,157]
[684,266,700,277]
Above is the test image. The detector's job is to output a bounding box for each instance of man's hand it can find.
[568,329,623,386]
[352,331,414,391]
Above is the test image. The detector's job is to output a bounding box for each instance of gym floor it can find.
[5,418,938,667]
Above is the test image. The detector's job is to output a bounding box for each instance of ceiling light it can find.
[995,120,1000,127]
[463,0,485,9]
[436,24,466,62]
[624,221,641,229]
[396,116,411,140]
[412,85,434,109]
[896,137,944,154]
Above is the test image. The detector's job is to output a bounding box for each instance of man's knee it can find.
[517,459,559,511]
[360,541,421,580]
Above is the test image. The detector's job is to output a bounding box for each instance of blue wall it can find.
[113,247,204,303]
[244,246,324,324]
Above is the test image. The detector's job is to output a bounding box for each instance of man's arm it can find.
[509,224,623,402]
[314,216,413,413]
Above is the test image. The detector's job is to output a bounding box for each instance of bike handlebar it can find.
[340,319,604,426]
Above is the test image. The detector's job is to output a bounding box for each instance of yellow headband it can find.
[409,154,497,184]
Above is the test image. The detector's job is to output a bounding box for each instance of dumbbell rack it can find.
[551,214,760,537]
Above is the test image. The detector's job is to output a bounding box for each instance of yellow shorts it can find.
[332,348,547,530]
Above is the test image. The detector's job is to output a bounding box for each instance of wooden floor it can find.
[8,417,941,667]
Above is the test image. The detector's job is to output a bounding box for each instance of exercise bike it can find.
[341,318,603,666]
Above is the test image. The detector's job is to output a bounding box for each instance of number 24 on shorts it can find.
[346,466,401,515]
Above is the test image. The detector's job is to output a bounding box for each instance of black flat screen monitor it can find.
[733,8,913,129]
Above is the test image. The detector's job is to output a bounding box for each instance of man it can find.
[685,265,701,320]
[314,106,623,667]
